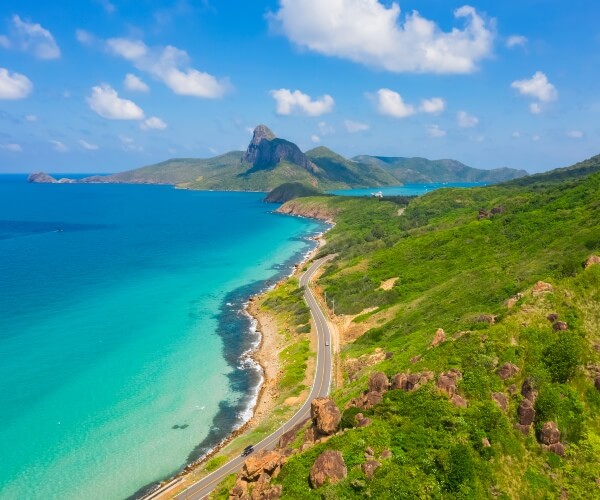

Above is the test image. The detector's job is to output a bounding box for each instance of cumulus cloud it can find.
[427,124,446,137]
[270,89,334,116]
[0,68,33,99]
[75,29,96,45]
[344,120,369,133]
[0,143,22,152]
[87,84,145,120]
[141,116,167,130]
[567,130,583,139]
[311,134,321,143]
[124,73,149,92]
[457,110,478,128]
[7,15,60,59]
[512,71,557,113]
[50,140,68,152]
[373,88,415,118]
[107,38,229,98]
[119,135,143,152]
[506,35,527,48]
[79,139,99,150]
[420,97,446,114]
[270,1,494,74]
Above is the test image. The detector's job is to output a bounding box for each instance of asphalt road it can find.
[171,255,333,500]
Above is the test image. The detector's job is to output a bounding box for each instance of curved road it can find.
[171,255,333,500]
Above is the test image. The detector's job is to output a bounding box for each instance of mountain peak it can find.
[243,125,276,164]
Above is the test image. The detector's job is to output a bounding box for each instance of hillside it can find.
[354,155,528,184]
[218,155,600,498]
[29,126,527,191]
[263,182,324,203]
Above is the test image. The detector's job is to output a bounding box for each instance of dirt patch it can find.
[379,277,399,290]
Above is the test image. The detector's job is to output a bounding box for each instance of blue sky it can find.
[0,0,599,174]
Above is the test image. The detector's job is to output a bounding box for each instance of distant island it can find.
[28,125,527,192]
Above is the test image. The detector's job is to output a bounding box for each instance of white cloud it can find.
[420,97,446,114]
[0,143,22,152]
[311,134,321,143]
[511,71,558,114]
[50,140,68,152]
[119,135,143,152]
[457,110,479,128]
[373,88,415,118]
[344,119,369,133]
[506,35,527,48]
[97,0,116,13]
[87,84,145,120]
[24,114,38,122]
[566,130,583,139]
[0,68,33,99]
[75,29,95,45]
[427,124,446,138]
[79,139,99,150]
[9,15,60,59]
[318,121,335,135]
[270,88,334,116]
[124,73,149,92]
[107,39,229,98]
[141,116,167,130]
[271,1,494,74]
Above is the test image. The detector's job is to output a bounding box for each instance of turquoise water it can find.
[329,182,487,197]
[0,176,323,499]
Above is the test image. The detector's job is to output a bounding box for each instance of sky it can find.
[0,0,599,174]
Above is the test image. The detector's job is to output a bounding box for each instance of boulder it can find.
[547,313,559,323]
[362,460,381,479]
[368,372,389,393]
[309,450,347,488]
[545,443,566,457]
[231,479,249,499]
[540,421,561,445]
[242,450,283,481]
[380,449,393,459]
[311,398,341,435]
[356,416,372,428]
[250,472,272,500]
[521,377,538,403]
[451,394,468,408]
[584,255,600,269]
[492,392,509,412]
[476,314,497,325]
[497,362,520,380]
[391,373,408,390]
[518,399,535,426]
[364,447,374,457]
[553,321,568,331]
[532,281,553,295]
[431,328,446,347]
[304,425,318,445]
[437,370,462,398]
[515,424,531,436]
[392,371,434,392]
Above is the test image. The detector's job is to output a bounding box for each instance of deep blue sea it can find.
[0,175,324,499]
[329,182,487,197]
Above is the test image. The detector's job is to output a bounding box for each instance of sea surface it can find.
[329,182,487,197]
[0,175,324,499]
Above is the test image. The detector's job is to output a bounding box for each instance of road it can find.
[170,255,334,500]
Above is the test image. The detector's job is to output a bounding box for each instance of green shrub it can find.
[543,332,583,383]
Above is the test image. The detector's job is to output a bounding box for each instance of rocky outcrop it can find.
[355,413,372,427]
[521,377,538,404]
[532,281,553,295]
[311,398,341,436]
[492,392,509,412]
[437,370,463,404]
[497,362,520,380]
[431,328,446,347]
[27,172,58,183]
[540,421,565,456]
[391,371,434,391]
[584,255,600,269]
[309,450,347,488]
[451,394,468,408]
[362,460,381,479]
[553,321,568,331]
[518,399,535,427]
[368,372,390,393]
[276,199,338,223]
[242,450,284,482]
[230,449,287,500]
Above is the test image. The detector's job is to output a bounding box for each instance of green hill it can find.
[254,154,600,499]
[263,182,325,203]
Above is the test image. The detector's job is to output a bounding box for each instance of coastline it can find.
[141,216,331,500]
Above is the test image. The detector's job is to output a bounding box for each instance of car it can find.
[242,445,254,457]
[325,340,329,346]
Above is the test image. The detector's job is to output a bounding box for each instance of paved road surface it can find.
[171,255,333,500]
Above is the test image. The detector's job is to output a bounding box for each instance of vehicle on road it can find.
[325,340,329,346]
[241,445,254,457]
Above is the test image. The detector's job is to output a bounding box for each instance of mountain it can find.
[263,182,325,203]
[353,155,528,183]
[28,125,527,190]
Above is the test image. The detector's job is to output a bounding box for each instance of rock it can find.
[362,460,381,479]
[304,425,318,444]
[279,420,306,449]
[544,442,566,457]
[478,209,489,220]
[547,313,559,323]
[368,372,389,393]
[521,377,538,403]
[351,390,383,410]
[260,485,282,499]
[476,314,497,325]
[380,449,393,459]
[250,472,272,500]
[231,479,249,498]
[437,369,462,398]
[492,392,509,412]
[584,255,600,269]
[482,437,491,448]
[532,281,553,295]
[540,421,561,445]
[507,293,524,308]
[553,321,568,331]
[515,423,531,436]
[410,355,422,364]
[309,450,347,488]
[365,447,374,457]
[27,172,58,183]
[497,362,520,380]
[431,328,446,347]
[518,399,536,426]
[311,398,341,435]
[451,394,468,408]
[508,384,517,395]
[356,416,372,428]
[242,450,283,481]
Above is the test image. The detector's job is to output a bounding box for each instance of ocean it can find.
[329,182,487,197]
[0,176,324,499]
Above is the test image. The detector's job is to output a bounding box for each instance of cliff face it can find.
[276,198,337,222]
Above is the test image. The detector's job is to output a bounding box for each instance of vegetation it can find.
[263,182,326,203]
[267,155,600,498]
